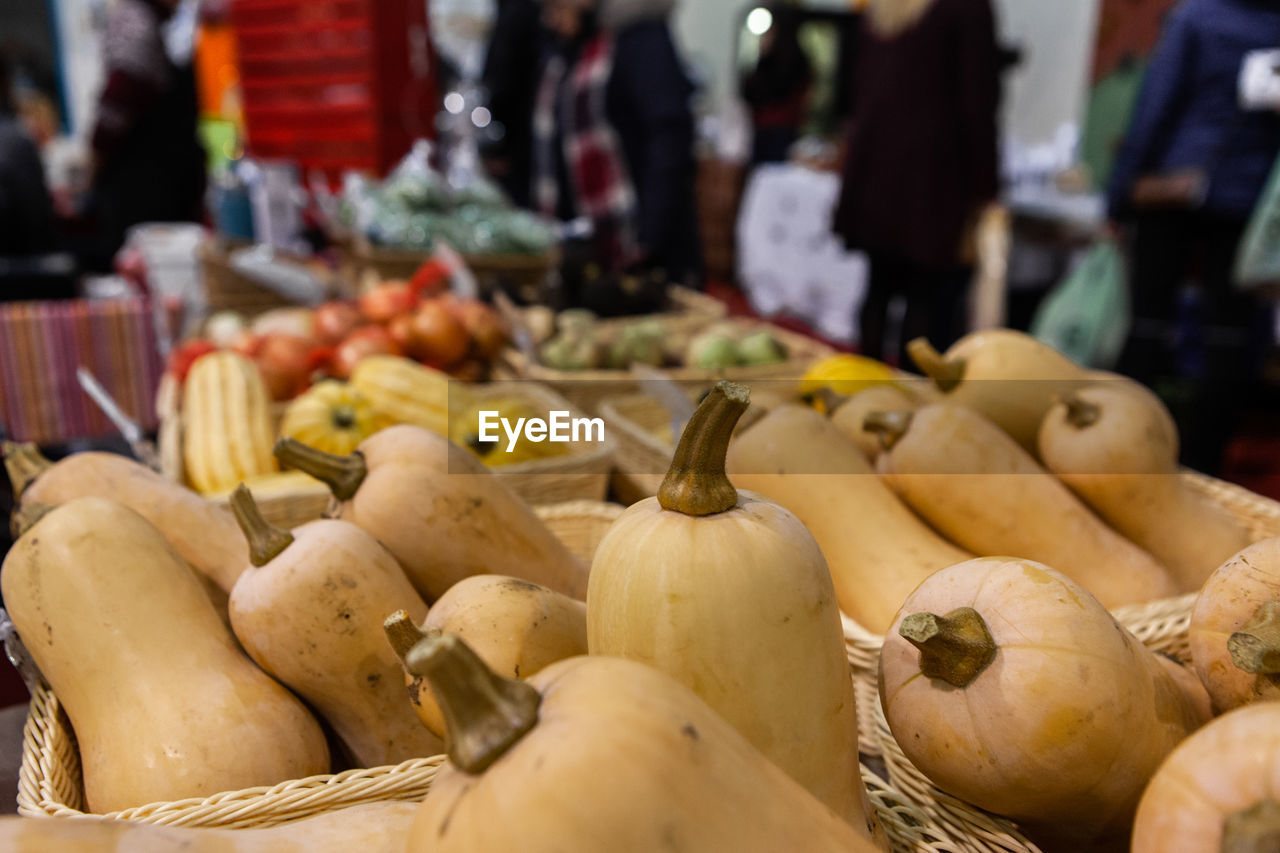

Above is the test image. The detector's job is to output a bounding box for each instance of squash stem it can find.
[814,387,848,416]
[863,410,914,452]
[383,610,430,663]
[1061,394,1102,430]
[658,381,749,517]
[229,485,295,567]
[1228,601,1280,675]
[404,634,540,774]
[1223,799,1280,853]
[274,438,367,501]
[10,501,54,540]
[2,441,52,497]
[900,607,997,688]
[906,338,965,393]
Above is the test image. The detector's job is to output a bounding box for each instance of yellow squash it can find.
[403,635,887,853]
[448,396,570,467]
[588,384,886,846]
[1,498,329,812]
[182,350,277,494]
[279,380,393,455]
[350,355,462,436]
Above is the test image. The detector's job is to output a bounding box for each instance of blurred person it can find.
[740,6,813,166]
[532,0,701,287]
[481,0,546,207]
[0,56,68,302]
[80,0,206,272]
[1107,0,1280,474]
[832,0,1001,366]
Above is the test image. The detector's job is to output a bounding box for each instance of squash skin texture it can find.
[408,655,886,853]
[1132,702,1280,853]
[229,517,443,767]
[725,404,971,633]
[15,450,248,594]
[322,425,588,601]
[1189,537,1280,713]
[879,557,1210,847]
[0,800,419,853]
[407,575,587,738]
[1039,382,1252,592]
[0,498,330,812]
[876,403,1178,608]
[587,490,885,847]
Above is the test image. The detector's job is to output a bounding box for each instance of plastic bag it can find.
[1031,238,1131,369]
[1234,151,1280,293]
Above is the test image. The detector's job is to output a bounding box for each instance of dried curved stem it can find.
[404,634,541,774]
[863,410,914,452]
[1061,394,1102,430]
[229,484,295,567]
[901,607,997,688]
[274,438,368,501]
[907,338,965,393]
[1228,601,1280,675]
[383,610,430,663]
[658,381,749,517]
[1223,799,1280,853]
[2,441,52,497]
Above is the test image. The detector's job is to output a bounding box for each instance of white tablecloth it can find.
[735,164,867,345]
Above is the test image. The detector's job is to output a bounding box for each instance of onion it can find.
[331,325,402,379]
[449,299,509,359]
[358,282,418,324]
[254,334,315,400]
[407,301,471,368]
[313,301,364,345]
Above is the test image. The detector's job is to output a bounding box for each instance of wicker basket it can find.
[16,499,1043,851]
[157,379,617,522]
[842,470,1280,677]
[500,318,836,414]
[200,240,345,318]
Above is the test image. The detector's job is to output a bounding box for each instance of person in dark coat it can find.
[481,0,546,208]
[1107,0,1280,474]
[832,0,1001,366]
[531,0,701,287]
[741,6,813,166]
[80,0,206,273]
[0,56,72,302]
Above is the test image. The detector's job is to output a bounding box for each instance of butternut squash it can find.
[1189,537,1280,713]
[0,801,419,852]
[274,425,586,600]
[227,486,442,767]
[182,350,278,494]
[1132,702,1280,853]
[879,557,1210,849]
[3,441,247,593]
[1,498,329,812]
[383,574,586,738]
[871,403,1178,608]
[725,403,971,633]
[403,635,886,853]
[827,384,920,460]
[907,329,1090,453]
[1039,382,1252,592]
[588,384,886,846]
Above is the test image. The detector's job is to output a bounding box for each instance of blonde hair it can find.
[866,0,937,38]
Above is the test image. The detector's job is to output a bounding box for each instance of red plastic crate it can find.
[230,0,437,180]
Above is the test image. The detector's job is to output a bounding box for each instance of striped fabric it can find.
[0,299,165,445]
